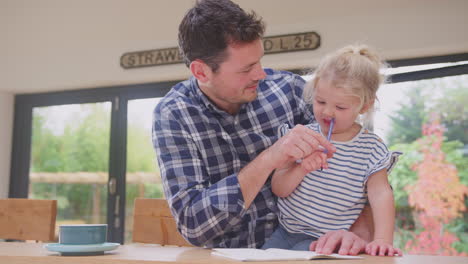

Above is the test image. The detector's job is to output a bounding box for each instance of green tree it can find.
[31,104,111,173]
[31,104,112,221]
[31,113,66,172]
[62,104,110,172]
[387,75,468,146]
[127,123,157,173]
[432,83,468,144]
[30,103,162,222]
[386,86,427,146]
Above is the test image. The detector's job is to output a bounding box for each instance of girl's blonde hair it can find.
[305,44,387,127]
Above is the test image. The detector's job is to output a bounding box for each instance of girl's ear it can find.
[190,60,211,83]
[359,99,375,114]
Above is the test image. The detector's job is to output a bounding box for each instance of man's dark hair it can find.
[178,0,265,72]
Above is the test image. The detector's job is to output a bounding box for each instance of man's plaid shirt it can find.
[152,68,314,248]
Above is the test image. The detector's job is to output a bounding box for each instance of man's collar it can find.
[190,76,223,114]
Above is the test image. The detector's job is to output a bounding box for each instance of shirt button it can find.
[268,201,275,207]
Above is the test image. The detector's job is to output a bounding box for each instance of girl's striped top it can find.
[277,122,400,238]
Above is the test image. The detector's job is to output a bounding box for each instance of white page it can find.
[212,248,308,261]
[266,249,362,259]
[211,248,362,262]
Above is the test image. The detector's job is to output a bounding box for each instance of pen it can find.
[324,118,335,154]
[321,118,334,170]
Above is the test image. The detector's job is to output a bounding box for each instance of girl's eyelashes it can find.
[315,99,326,104]
[314,98,350,110]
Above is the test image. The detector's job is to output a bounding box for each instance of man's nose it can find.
[252,63,266,81]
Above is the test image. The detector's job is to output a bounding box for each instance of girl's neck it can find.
[326,122,362,142]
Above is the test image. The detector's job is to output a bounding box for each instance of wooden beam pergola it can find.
[29,172,161,184]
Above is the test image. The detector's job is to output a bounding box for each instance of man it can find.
[152,0,371,254]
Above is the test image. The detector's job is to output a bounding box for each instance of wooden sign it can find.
[120,31,320,69]
[262,32,320,54]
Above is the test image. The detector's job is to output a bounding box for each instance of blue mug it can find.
[59,224,107,245]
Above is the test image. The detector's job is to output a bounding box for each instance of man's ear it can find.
[190,60,211,83]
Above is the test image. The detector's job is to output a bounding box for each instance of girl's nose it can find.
[323,106,334,118]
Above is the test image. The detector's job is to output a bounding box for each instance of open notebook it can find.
[212,248,363,262]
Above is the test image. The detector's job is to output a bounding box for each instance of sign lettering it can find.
[121,32,320,69]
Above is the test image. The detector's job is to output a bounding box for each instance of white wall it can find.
[1,0,467,195]
[0,92,13,198]
[2,0,467,94]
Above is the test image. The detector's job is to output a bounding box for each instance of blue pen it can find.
[321,118,334,171]
[324,118,335,154]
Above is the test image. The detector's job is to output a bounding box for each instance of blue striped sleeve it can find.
[366,135,401,180]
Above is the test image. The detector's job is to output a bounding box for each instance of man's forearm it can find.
[238,148,277,208]
[349,204,374,243]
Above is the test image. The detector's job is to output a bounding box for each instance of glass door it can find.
[28,102,111,239]
[124,98,164,243]
[9,80,177,243]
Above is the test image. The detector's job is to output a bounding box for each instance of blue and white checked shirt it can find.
[152,68,314,248]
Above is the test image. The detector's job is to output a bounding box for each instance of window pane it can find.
[125,98,163,243]
[375,74,467,255]
[29,103,111,239]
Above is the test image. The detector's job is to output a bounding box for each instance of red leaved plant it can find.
[405,114,467,256]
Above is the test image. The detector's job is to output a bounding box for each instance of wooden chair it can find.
[132,198,192,246]
[0,198,57,242]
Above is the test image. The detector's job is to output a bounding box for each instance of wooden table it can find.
[0,242,466,264]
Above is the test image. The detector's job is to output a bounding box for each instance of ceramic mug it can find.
[59,224,107,245]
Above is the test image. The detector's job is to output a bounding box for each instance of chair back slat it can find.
[132,198,192,246]
[0,198,57,242]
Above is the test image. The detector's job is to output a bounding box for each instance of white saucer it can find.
[44,242,120,256]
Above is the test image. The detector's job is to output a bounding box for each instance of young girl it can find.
[263,44,402,256]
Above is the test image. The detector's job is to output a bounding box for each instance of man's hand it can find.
[267,124,335,170]
[310,230,367,256]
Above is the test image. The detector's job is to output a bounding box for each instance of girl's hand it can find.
[301,151,328,172]
[365,239,402,256]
